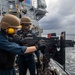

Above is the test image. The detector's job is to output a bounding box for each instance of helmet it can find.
[20,16,32,24]
[0,14,21,29]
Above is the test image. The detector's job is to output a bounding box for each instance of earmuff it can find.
[5,25,22,34]
[6,28,15,34]
[20,25,22,29]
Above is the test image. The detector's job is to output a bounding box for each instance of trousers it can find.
[17,55,36,75]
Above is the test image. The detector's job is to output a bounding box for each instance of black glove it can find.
[35,39,46,53]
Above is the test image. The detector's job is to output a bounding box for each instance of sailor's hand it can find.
[35,39,46,53]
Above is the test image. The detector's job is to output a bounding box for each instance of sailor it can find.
[0,14,45,75]
[16,16,40,75]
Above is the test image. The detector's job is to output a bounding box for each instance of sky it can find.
[39,0,75,35]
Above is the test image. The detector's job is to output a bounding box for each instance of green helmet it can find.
[0,14,21,29]
[20,16,32,24]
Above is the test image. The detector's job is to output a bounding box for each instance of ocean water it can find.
[66,47,75,75]
[49,47,75,75]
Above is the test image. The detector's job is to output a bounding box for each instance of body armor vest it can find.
[0,50,15,70]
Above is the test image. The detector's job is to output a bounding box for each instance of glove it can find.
[35,39,46,53]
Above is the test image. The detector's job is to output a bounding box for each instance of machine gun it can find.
[20,36,59,47]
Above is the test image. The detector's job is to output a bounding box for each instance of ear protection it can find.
[5,25,22,34]
[20,25,22,29]
[6,28,15,34]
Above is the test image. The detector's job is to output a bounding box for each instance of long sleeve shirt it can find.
[0,31,27,55]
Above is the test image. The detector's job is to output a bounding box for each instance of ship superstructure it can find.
[0,0,47,36]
